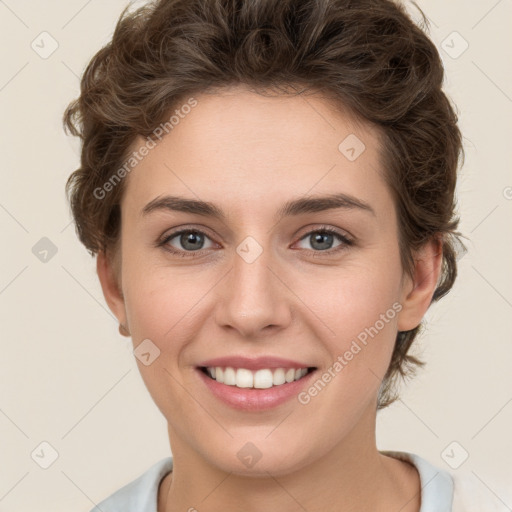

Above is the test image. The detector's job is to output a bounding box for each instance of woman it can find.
[63,0,504,510]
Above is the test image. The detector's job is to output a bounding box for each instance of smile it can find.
[200,366,315,389]
[196,364,318,411]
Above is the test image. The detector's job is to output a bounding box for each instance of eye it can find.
[157,225,353,258]
[294,227,353,254]
[159,228,215,257]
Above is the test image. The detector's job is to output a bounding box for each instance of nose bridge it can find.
[215,235,291,336]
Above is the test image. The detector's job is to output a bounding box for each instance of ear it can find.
[96,249,128,332]
[397,236,443,332]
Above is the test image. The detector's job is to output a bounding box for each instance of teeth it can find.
[223,367,236,385]
[285,368,295,382]
[204,366,311,388]
[236,368,253,388]
[273,368,286,385]
[254,369,273,389]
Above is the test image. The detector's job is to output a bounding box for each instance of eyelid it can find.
[294,224,354,243]
[158,223,216,241]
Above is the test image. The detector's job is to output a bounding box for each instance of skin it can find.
[97,85,442,512]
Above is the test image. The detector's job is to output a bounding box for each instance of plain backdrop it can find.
[0,0,511,510]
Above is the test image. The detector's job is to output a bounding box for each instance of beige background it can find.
[1,0,511,510]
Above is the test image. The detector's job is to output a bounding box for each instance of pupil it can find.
[312,232,332,250]
[182,232,203,250]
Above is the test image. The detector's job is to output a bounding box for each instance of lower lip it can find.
[196,368,317,411]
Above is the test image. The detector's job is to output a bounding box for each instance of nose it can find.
[214,242,292,339]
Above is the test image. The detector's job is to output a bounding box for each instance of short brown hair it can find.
[63,0,466,409]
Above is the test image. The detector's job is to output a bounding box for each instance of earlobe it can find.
[397,237,443,332]
[96,250,128,330]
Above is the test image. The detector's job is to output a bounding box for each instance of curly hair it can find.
[63,0,466,409]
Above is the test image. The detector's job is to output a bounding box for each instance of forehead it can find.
[121,86,390,221]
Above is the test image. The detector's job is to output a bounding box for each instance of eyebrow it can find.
[141,192,376,221]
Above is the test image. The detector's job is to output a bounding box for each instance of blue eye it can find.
[158,226,353,258]
[296,227,353,253]
[159,229,215,256]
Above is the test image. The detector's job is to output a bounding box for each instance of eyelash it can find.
[157,225,354,259]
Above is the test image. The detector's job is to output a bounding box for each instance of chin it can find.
[197,433,315,478]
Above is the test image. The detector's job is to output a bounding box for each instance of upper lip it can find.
[198,356,316,371]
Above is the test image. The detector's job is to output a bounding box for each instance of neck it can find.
[159,405,421,512]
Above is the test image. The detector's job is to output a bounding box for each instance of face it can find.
[98,85,439,477]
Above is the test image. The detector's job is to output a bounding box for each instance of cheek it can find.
[298,260,401,393]
[121,267,207,415]
[122,260,207,342]
[299,258,400,338]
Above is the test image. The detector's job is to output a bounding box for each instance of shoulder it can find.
[382,450,510,512]
[89,457,173,512]
[451,472,511,512]
[381,450,454,511]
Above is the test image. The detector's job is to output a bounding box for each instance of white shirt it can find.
[89,451,508,511]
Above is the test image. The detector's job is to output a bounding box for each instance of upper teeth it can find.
[206,367,309,389]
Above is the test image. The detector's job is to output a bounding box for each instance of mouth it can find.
[198,365,317,389]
